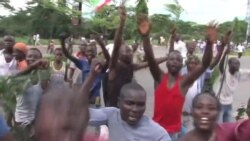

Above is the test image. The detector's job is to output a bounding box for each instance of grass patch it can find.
[1,37,136,46]
[3,36,250,56]
[229,48,250,56]
[0,37,60,46]
[15,37,61,45]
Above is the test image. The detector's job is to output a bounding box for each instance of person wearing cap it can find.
[13,42,28,71]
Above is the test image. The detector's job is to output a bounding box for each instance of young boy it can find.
[50,48,68,88]
[61,34,109,107]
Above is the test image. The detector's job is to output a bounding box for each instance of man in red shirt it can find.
[138,14,215,140]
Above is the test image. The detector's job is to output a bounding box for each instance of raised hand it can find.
[59,32,69,41]
[221,31,232,45]
[90,58,105,75]
[35,89,88,141]
[168,27,177,53]
[94,34,104,44]
[218,31,232,53]
[137,14,151,36]
[206,21,218,44]
[170,27,177,40]
[119,6,126,21]
[30,59,49,70]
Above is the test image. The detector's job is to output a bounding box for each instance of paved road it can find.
[134,46,250,117]
[38,45,250,118]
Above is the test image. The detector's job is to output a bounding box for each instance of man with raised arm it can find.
[105,6,168,107]
[61,33,109,107]
[138,14,215,140]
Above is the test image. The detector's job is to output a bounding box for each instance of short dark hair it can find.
[168,50,182,58]
[120,82,146,99]
[228,57,240,65]
[192,92,221,111]
[186,55,200,65]
[29,48,43,58]
[3,35,15,41]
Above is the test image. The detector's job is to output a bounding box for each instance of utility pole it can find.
[72,1,82,26]
[246,0,250,44]
[78,1,82,25]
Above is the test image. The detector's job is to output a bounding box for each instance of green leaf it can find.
[0,69,51,116]
[136,0,148,15]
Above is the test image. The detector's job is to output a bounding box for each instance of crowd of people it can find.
[0,5,250,141]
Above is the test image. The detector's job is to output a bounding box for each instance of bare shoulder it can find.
[179,131,194,141]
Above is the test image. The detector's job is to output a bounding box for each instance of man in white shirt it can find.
[237,43,244,58]
[217,55,250,123]
[174,35,187,64]
[34,34,40,47]
[0,35,17,76]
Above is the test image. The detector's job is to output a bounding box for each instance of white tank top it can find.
[0,50,17,76]
[183,80,199,113]
[50,61,66,88]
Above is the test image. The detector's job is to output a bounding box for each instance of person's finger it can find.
[171,27,176,34]
[227,30,232,36]
[95,64,101,72]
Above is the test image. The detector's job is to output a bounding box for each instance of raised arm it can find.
[133,56,168,71]
[109,6,126,69]
[59,34,79,65]
[210,31,232,69]
[132,42,139,53]
[138,14,163,83]
[69,59,103,140]
[64,63,69,81]
[95,35,110,68]
[181,23,216,93]
[169,28,176,53]
[75,59,101,108]
[219,47,229,74]
[15,59,49,76]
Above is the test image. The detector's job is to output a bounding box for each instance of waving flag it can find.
[89,0,112,12]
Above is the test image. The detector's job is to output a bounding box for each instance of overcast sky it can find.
[0,0,248,24]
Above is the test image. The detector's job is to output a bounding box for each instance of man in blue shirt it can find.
[61,34,110,107]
